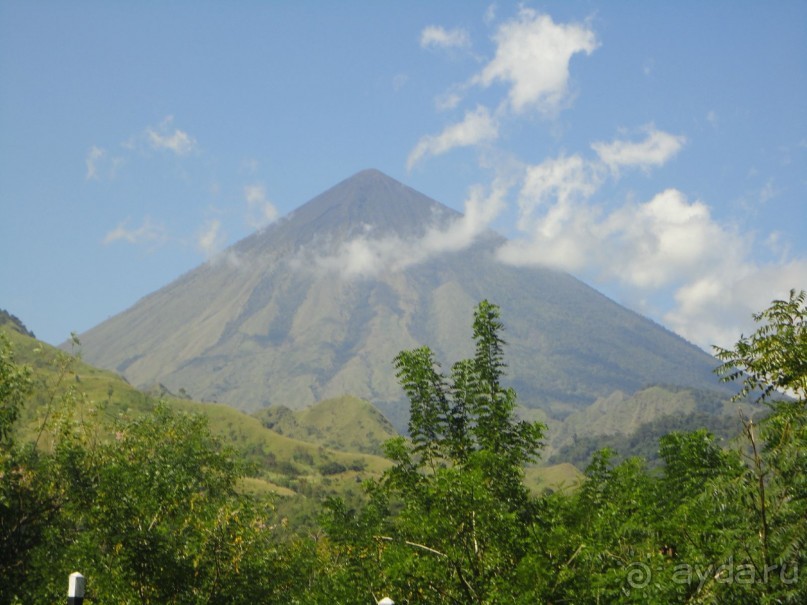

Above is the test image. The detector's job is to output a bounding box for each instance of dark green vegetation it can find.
[74,169,731,431]
[2,293,805,603]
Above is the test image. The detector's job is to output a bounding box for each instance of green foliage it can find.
[393,300,544,482]
[715,288,807,404]
[0,336,44,598]
[3,293,806,603]
[319,295,807,603]
[0,334,32,443]
[9,400,282,602]
[390,300,545,502]
[322,300,547,602]
[0,334,324,604]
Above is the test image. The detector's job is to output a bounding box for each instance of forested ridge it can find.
[1,293,805,603]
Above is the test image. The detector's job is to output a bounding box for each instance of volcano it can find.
[76,169,726,427]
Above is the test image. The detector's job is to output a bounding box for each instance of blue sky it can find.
[1,1,805,351]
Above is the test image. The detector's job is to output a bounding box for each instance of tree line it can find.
[1,293,805,603]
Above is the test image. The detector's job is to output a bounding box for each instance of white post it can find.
[68,572,85,605]
[378,598,395,605]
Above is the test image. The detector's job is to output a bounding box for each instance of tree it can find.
[0,332,314,604]
[709,290,807,602]
[0,334,32,444]
[392,300,544,496]
[714,289,807,405]
[23,404,312,604]
[322,300,546,603]
[0,335,57,603]
[521,291,807,604]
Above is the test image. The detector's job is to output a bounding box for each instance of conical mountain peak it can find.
[286,168,458,235]
[236,168,459,256]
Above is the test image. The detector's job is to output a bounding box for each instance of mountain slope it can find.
[75,169,729,426]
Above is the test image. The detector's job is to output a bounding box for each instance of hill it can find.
[72,169,731,430]
[0,308,35,338]
[545,385,763,466]
[254,395,398,455]
[1,325,390,501]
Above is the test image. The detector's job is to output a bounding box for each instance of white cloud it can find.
[244,184,279,230]
[315,180,508,279]
[406,6,803,353]
[419,178,508,253]
[665,260,807,349]
[759,179,779,204]
[146,116,197,155]
[597,189,743,289]
[85,146,105,180]
[517,154,602,229]
[497,142,742,287]
[494,148,806,350]
[472,8,598,114]
[496,154,603,270]
[407,105,498,169]
[409,10,596,168]
[497,129,688,273]
[85,145,123,180]
[103,217,166,245]
[315,234,404,279]
[420,25,471,50]
[435,90,463,111]
[197,219,226,259]
[592,127,686,174]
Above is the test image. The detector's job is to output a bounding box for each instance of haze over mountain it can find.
[76,169,728,426]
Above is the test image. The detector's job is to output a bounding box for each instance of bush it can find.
[318,461,347,475]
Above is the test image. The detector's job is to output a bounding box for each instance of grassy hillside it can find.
[0,308,36,338]
[2,326,390,502]
[6,327,156,443]
[253,395,398,455]
[170,399,391,478]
